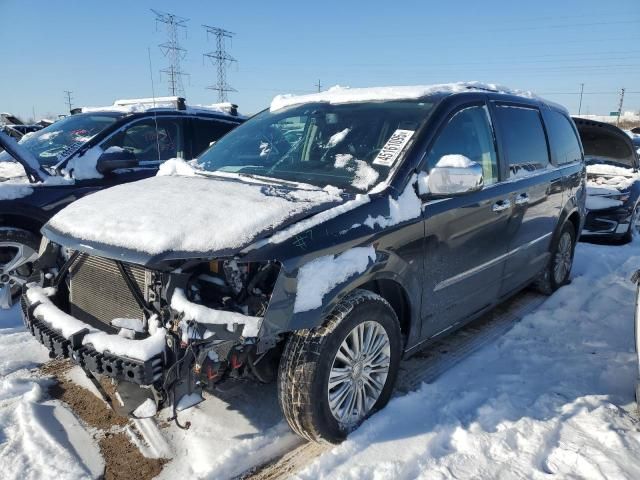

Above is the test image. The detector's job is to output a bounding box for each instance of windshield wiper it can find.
[236,172,304,188]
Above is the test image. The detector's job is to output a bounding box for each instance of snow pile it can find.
[364,175,422,229]
[82,327,166,362]
[586,163,639,210]
[586,195,623,210]
[171,288,263,337]
[26,286,98,338]
[63,145,103,180]
[157,157,199,177]
[294,246,376,312]
[271,82,536,111]
[334,154,379,190]
[296,242,640,480]
[48,175,343,255]
[0,161,27,179]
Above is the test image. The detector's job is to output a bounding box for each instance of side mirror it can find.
[426,155,484,196]
[96,147,138,174]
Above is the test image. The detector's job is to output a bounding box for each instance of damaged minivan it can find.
[21,83,585,443]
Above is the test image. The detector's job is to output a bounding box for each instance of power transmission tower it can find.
[617,88,625,126]
[64,90,73,113]
[316,79,322,92]
[203,25,236,102]
[152,9,189,97]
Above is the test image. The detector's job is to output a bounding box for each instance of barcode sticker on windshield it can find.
[373,129,415,167]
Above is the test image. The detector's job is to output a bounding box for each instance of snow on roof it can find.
[270,82,536,112]
[81,96,241,117]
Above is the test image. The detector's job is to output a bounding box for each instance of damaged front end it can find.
[22,240,282,420]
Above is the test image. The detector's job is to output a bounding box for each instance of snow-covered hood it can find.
[45,175,346,258]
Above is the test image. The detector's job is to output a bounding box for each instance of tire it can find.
[278,289,402,443]
[0,228,40,309]
[534,222,576,295]
[623,203,640,244]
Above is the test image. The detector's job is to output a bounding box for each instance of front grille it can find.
[69,253,149,331]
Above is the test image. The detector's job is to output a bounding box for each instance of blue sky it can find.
[1,0,639,120]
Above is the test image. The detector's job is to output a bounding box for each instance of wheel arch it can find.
[0,213,46,237]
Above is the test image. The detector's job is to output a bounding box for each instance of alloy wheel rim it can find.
[327,320,391,427]
[0,241,38,309]
[553,232,573,284]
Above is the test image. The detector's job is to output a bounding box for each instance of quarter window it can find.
[544,110,582,165]
[495,105,549,178]
[425,105,499,185]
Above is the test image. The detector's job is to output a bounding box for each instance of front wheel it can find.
[0,228,40,309]
[278,290,402,443]
[534,222,576,295]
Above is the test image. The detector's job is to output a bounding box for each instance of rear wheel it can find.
[0,228,39,309]
[534,222,576,295]
[278,290,402,443]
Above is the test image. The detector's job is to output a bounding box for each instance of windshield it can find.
[197,101,435,192]
[13,113,122,167]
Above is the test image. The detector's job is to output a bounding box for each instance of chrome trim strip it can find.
[433,232,552,292]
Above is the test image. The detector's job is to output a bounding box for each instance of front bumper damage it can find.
[21,285,259,418]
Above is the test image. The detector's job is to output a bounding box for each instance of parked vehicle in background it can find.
[22,82,585,443]
[0,96,243,308]
[574,118,640,242]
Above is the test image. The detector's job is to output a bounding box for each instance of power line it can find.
[152,9,189,97]
[63,90,73,113]
[203,25,237,103]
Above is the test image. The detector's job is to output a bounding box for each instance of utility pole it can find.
[152,9,189,97]
[578,83,584,115]
[316,79,322,92]
[203,25,236,103]
[63,90,73,114]
[617,88,625,126]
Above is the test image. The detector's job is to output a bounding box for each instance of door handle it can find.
[492,199,512,212]
[515,193,529,205]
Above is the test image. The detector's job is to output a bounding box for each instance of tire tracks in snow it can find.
[242,289,546,480]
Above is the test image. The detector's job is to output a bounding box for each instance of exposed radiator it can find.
[69,253,150,331]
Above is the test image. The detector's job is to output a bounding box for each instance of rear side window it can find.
[192,119,235,158]
[544,110,582,165]
[495,105,549,178]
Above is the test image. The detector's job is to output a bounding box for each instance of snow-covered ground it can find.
[295,241,640,479]
[1,240,640,479]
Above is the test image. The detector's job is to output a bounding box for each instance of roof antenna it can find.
[148,47,161,160]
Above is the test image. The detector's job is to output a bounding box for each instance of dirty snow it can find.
[271,82,536,111]
[0,306,104,480]
[294,246,376,312]
[48,175,343,255]
[171,288,263,337]
[295,241,640,480]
